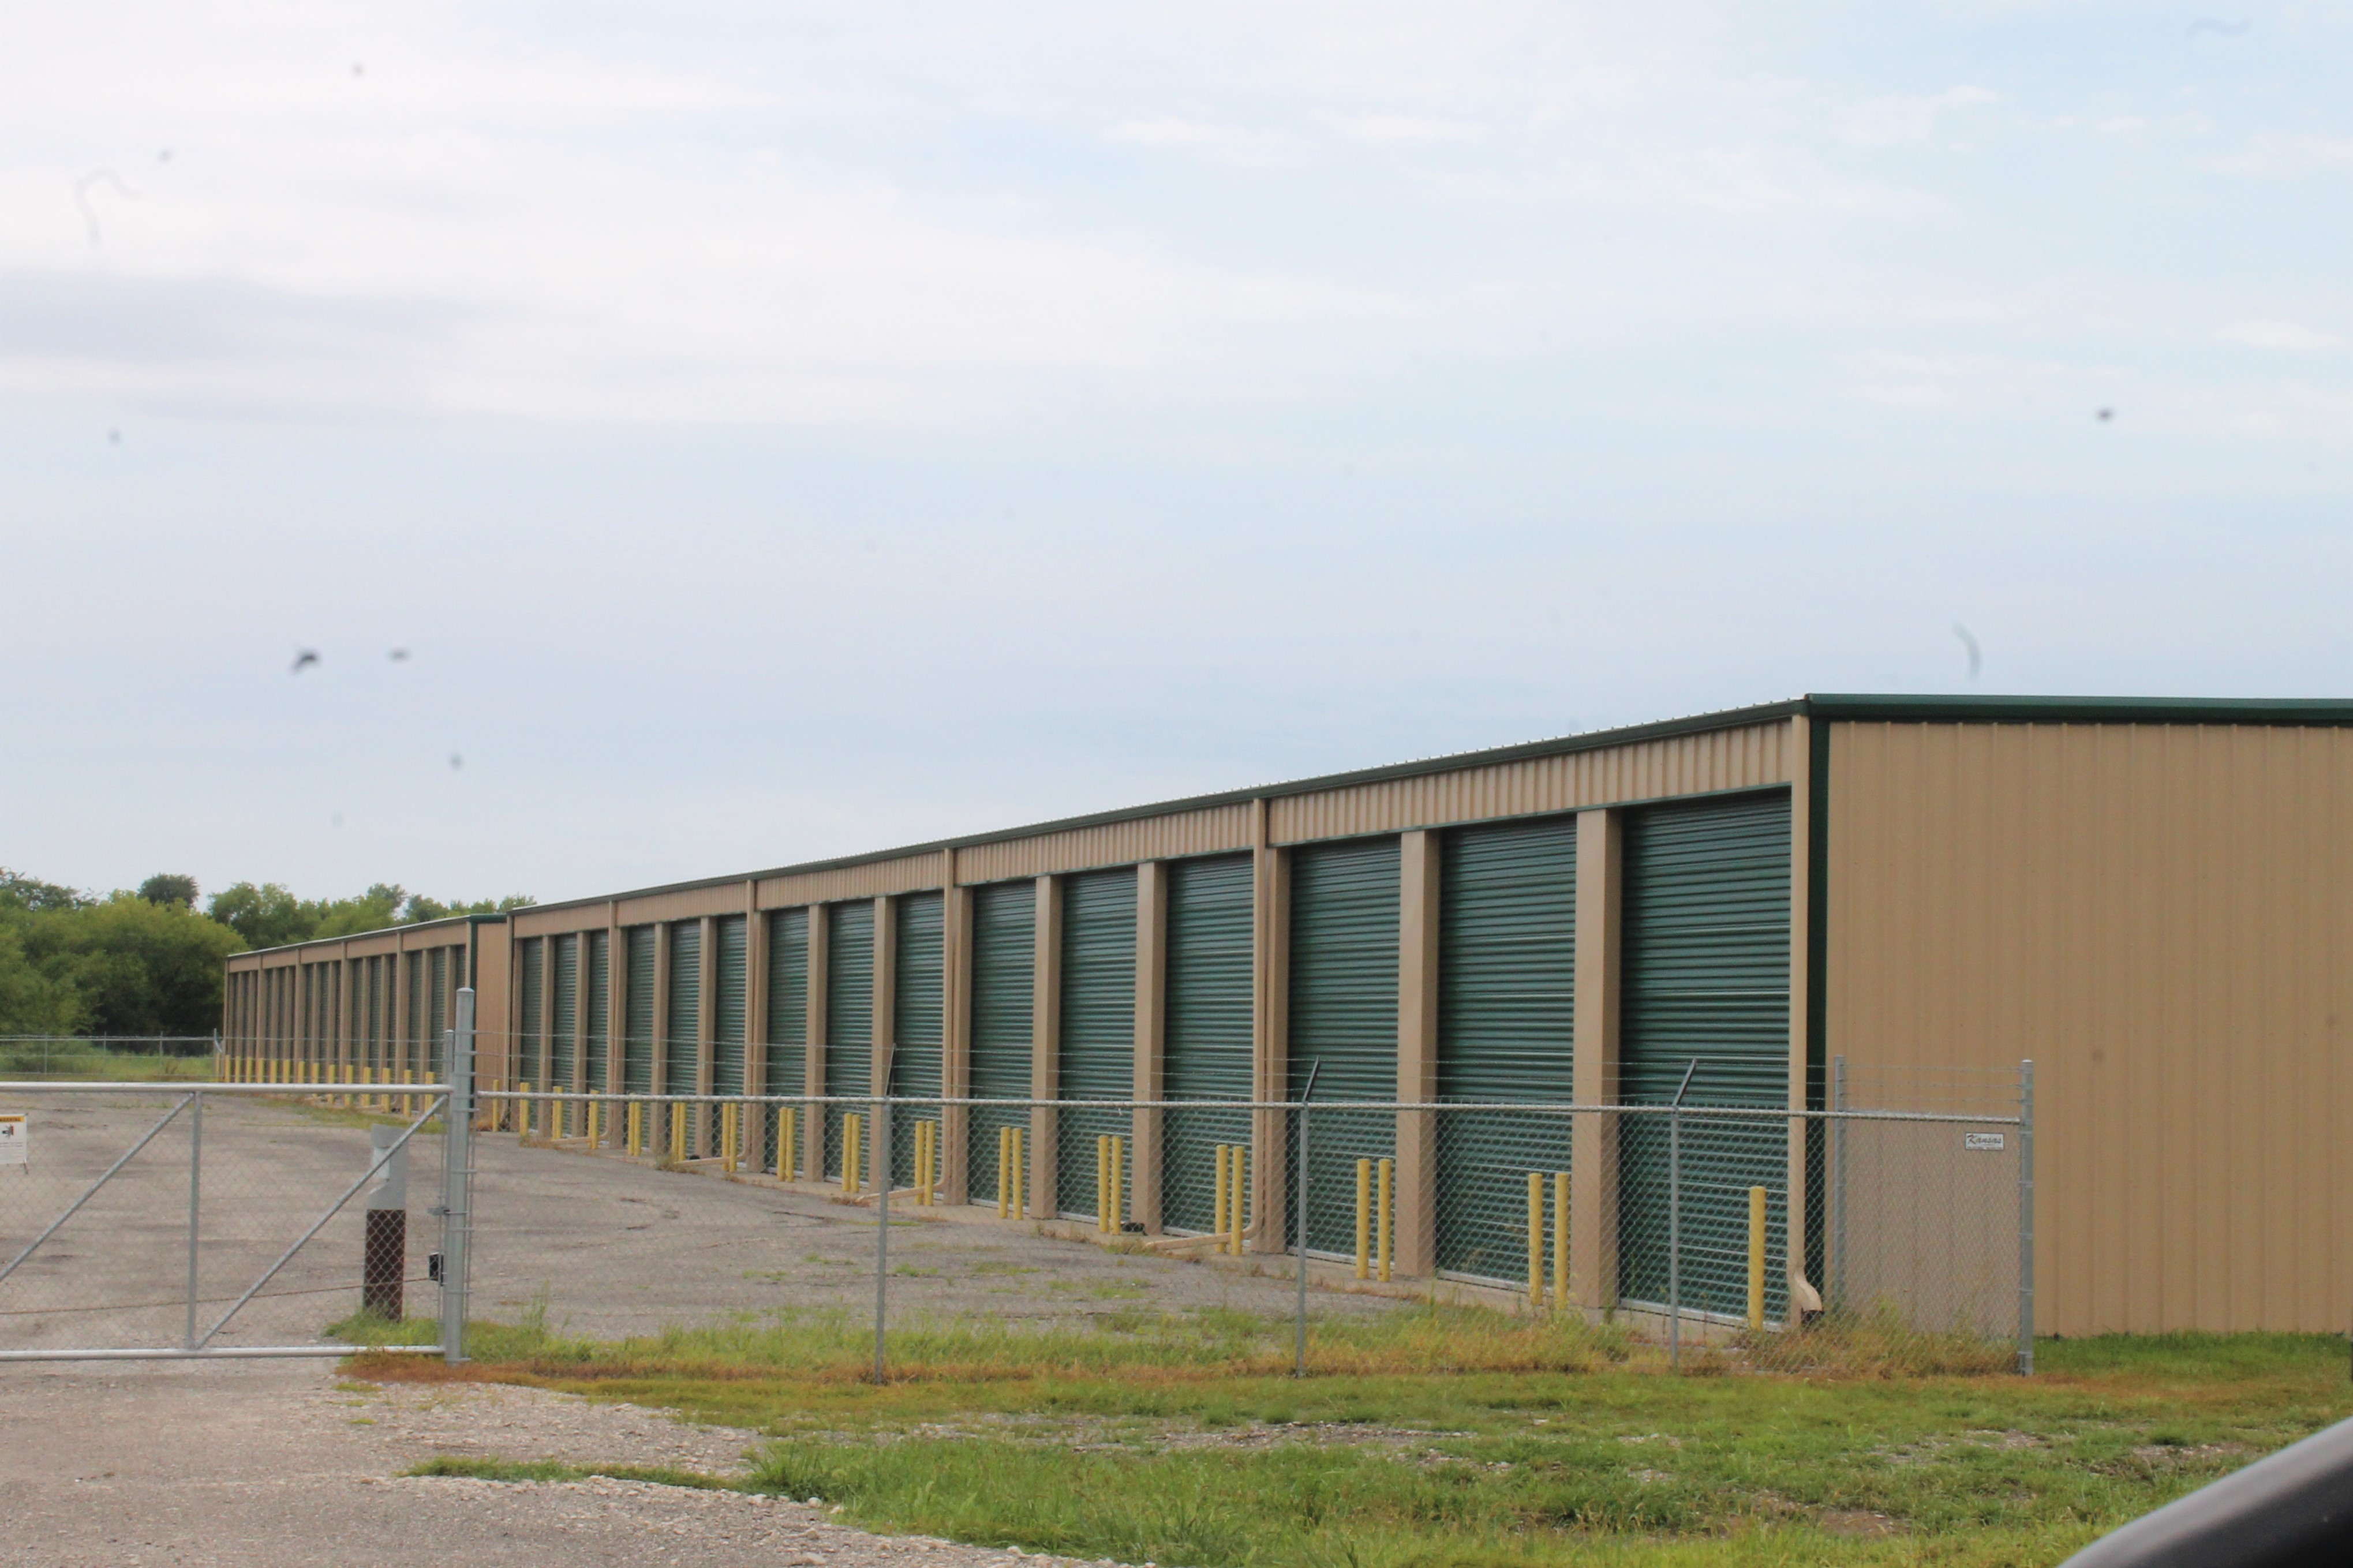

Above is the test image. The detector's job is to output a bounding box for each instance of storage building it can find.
[222,695,2353,1337]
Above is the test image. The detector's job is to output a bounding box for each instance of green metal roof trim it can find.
[478,692,2353,921]
[1807,694,2353,724]
[233,910,510,961]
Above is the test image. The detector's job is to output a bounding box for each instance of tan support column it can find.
[1030,876,1061,1220]
[1133,861,1167,1233]
[804,906,829,1182]
[1251,801,1289,1254]
[943,849,972,1204]
[1786,717,1816,1311]
[1397,830,1441,1277]
[870,895,897,1193]
[1569,807,1623,1309]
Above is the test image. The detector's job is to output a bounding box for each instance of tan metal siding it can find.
[1269,723,1795,844]
[954,805,1254,884]
[755,855,944,909]
[1824,721,2353,1336]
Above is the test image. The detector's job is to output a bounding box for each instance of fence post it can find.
[874,1093,891,1385]
[442,987,476,1366]
[1668,1059,1696,1370]
[1831,1055,1847,1314]
[1294,1099,1310,1376]
[2017,1058,2035,1376]
[184,1089,203,1349]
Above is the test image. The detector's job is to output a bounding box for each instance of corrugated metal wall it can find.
[552,934,579,1091]
[892,890,945,1186]
[713,914,747,1099]
[584,930,610,1093]
[1057,868,1136,1219]
[1827,721,2353,1334]
[966,881,1035,1206]
[1287,836,1400,1255]
[1160,853,1254,1234]
[510,941,538,1087]
[825,901,875,1181]
[1436,814,1578,1284]
[1616,790,1791,1319]
[665,920,702,1105]
[624,927,656,1094]
[764,908,810,1169]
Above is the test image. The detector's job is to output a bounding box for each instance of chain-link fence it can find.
[0,1035,220,1081]
[8,1005,2027,1378]
[461,1071,2030,1379]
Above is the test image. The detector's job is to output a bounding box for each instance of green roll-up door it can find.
[825,901,874,1181]
[406,956,424,1079]
[428,949,448,1080]
[1288,836,1398,1256]
[1437,814,1577,1284]
[624,927,656,1094]
[714,915,747,1098]
[1617,789,1791,1322]
[711,914,747,1158]
[512,936,538,1085]
[585,931,610,1093]
[1161,853,1254,1234]
[666,920,702,1104]
[966,881,1034,1206]
[1057,867,1136,1220]
[552,934,579,1091]
[891,892,944,1187]
[764,909,809,1169]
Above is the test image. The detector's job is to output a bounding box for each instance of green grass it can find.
[404,1455,735,1490]
[351,1308,2353,1568]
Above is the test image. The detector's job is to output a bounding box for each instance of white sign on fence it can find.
[0,1112,25,1166]
[1963,1131,2006,1152]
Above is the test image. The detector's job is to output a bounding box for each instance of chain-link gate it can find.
[0,992,480,1363]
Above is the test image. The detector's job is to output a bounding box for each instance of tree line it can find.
[0,870,530,1039]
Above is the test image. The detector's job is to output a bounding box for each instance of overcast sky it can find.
[3,1,2349,905]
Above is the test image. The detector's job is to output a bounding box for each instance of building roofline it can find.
[247,692,2353,941]
[229,910,508,962]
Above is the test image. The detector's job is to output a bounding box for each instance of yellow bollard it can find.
[1554,1172,1570,1310]
[519,1084,533,1141]
[1012,1128,1026,1219]
[402,1068,414,1119]
[1110,1135,1124,1232]
[779,1106,797,1181]
[917,1120,933,1205]
[586,1099,600,1149]
[669,1102,686,1166]
[1527,1172,1544,1306]
[1355,1159,1371,1279]
[1379,1157,1394,1283]
[842,1113,861,1193]
[627,1101,643,1158]
[1213,1145,1229,1244]
[926,1120,939,1206]
[1228,1148,1247,1256]
[1748,1186,1767,1331]
[723,1103,739,1174]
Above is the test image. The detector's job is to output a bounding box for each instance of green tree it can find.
[21,896,246,1037]
[0,868,87,914]
[204,881,319,949]
[137,873,200,908]
[0,920,84,1035]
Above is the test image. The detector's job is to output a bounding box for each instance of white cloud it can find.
[2223,320,2341,353]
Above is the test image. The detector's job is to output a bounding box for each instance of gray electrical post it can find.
[442,987,476,1365]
